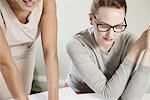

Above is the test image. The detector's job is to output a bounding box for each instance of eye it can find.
[115,25,124,29]
[98,24,110,29]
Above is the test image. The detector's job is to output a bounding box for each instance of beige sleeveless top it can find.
[0,0,43,99]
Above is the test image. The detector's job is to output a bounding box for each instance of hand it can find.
[135,29,147,51]
[146,26,150,50]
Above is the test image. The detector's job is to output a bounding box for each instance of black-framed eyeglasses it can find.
[93,14,127,33]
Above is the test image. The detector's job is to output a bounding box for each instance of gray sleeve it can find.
[67,38,136,100]
[120,32,137,62]
[121,64,150,100]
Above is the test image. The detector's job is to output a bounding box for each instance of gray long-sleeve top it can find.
[66,27,150,100]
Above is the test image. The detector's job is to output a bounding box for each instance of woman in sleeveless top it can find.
[0,0,58,100]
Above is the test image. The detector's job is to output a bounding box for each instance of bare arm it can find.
[40,0,59,100]
[140,26,150,66]
[143,26,150,66]
[0,27,28,100]
[125,29,147,64]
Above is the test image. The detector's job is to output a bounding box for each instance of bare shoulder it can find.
[43,0,56,9]
[41,0,56,16]
[43,0,51,7]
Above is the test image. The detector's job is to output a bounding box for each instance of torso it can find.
[67,27,136,93]
[0,0,43,99]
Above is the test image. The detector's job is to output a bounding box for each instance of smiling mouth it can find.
[23,0,35,7]
[103,37,113,42]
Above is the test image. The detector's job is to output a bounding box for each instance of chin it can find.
[22,6,35,11]
[21,2,37,11]
[103,40,114,46]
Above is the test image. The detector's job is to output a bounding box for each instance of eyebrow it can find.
[94,15,124,26]
[97,19,124,26]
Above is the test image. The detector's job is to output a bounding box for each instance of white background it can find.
[34,0,150,90]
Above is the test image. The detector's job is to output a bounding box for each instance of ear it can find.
[89,13,93,25]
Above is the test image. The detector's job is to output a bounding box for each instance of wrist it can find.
[15,94,29,100]
[48,92,59,100]
[48,96,59,100]
[140,48,150,67]
[134,43,143,52]
[135,38,146,51]
[130,44,142,54]
[126,43,142,63]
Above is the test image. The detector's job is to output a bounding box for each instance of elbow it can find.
[43,48,57,60]
[95,86,119,100]
[0,53,13,69]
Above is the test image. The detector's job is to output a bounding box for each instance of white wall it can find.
[57,0,92,86]
[34,0,150,90]
[126,0,149,37]
[148,0,150,23]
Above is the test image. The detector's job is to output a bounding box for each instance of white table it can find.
[26,87,103,100]
[10,87,150,100]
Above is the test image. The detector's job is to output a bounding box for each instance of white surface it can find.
[9,87,150,100]
[29,87,103,100]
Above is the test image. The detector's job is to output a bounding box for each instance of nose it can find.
[106,28,114,37]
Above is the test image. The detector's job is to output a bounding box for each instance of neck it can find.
[99,42,114,52]
[7,0,31,23]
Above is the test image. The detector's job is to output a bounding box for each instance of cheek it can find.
[94,31,105,41]
[94,28,104,37]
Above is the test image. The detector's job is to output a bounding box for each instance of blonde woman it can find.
[66,0,150,100]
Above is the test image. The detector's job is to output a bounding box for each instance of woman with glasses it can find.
[0,0,58,100]
[66,0,150,100]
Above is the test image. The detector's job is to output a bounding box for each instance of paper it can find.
[59,87,80,100]
[9,87,150,100]
[77,93,104,100]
